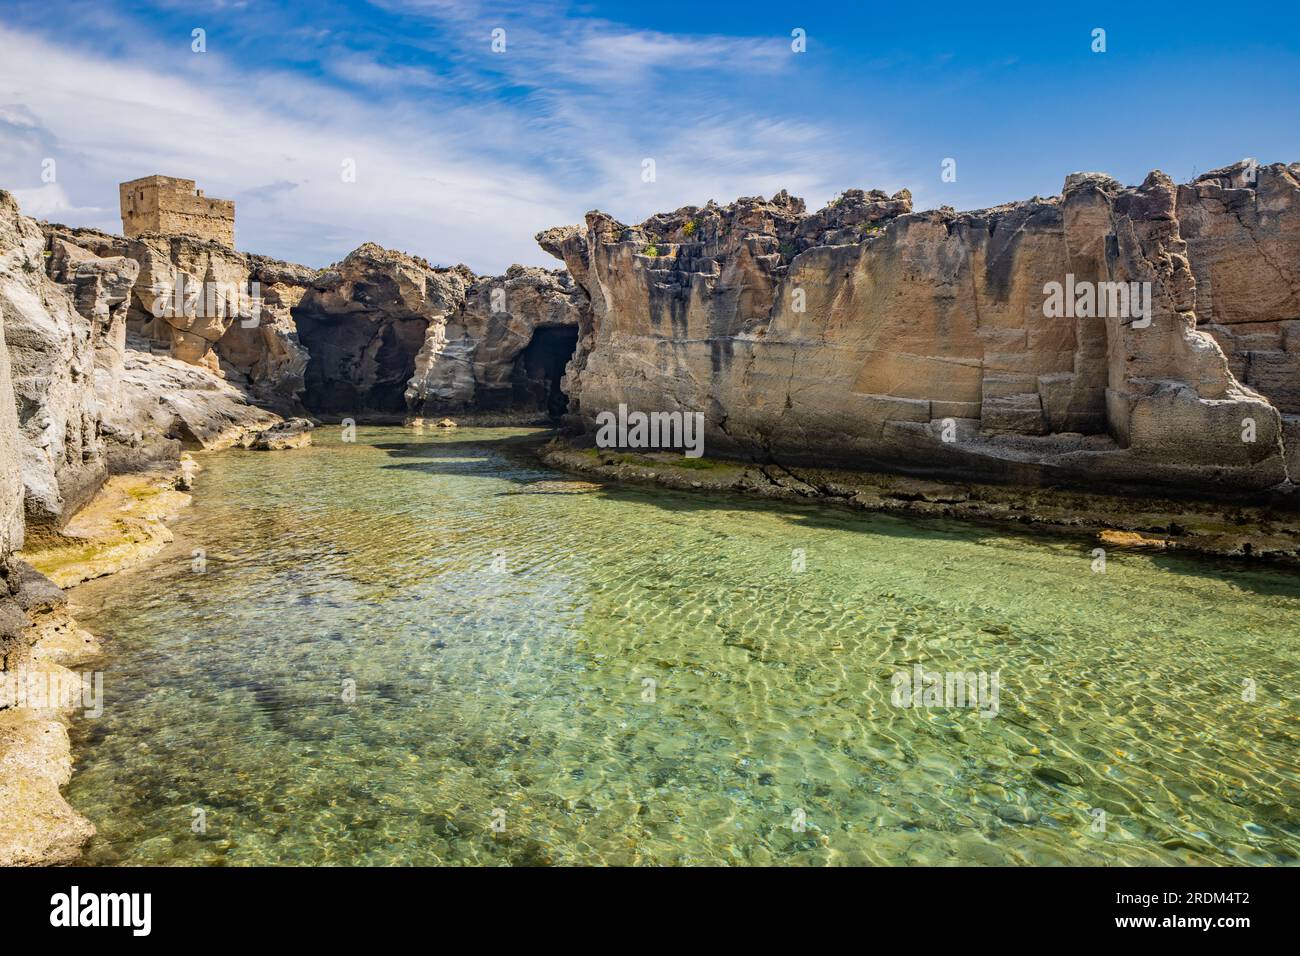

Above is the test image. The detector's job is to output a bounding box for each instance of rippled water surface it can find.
[66,427,1299,865]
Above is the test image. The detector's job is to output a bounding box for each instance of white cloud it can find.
[0,24,577,270]
[9,183,104,220]
[0,12,889,273]
[562,28,790,85]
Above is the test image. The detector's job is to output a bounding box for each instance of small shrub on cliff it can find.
[644,243,661,257]
[682,218,702,238]
[779,241,798,259]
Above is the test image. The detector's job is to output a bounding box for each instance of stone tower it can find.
[119,175,235,247]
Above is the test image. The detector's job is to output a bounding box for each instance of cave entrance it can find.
[295,308,428,420]
[515,325,579,418]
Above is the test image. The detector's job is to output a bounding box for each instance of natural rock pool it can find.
[65,427,1299,865]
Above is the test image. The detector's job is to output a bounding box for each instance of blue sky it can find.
[1,0,1297,272]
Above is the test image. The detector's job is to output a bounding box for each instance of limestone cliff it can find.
[0,200,99,865]
[46,225,583,425]
[1,193,144,528]
[294,244,581,421]
[0,240,23,561]
[44,224,314,414]
[539,161,1300,494]
[406,265,583,419]
[291,244,472,418]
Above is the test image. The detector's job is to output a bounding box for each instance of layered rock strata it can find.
[295,245,582,421]
[0,198,101,865]
[405,264,584,420]
[47,227,584,424]
[539,162,1300,495]
[44,224,314,414]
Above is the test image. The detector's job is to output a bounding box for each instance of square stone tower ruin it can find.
[119,175,235,246]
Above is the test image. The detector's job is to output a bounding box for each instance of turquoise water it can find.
[65,427,1299,865]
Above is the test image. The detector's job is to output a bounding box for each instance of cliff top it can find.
[539,159,1299,263]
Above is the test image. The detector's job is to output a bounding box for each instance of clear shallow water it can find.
[66,427,1299,866]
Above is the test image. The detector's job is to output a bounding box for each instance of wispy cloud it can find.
[0,3,891,270]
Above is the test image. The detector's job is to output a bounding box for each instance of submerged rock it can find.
[509,479,602,495]
[248,417,314,451]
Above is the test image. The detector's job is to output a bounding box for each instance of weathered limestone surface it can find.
[0,706,96,866]
[293,244,469,417]
[0,193,132,529]
[294,244,581,420]
[1178,163,1300,490]
[0,558,101,866]
[106,350,281,459]
[44,221,583,424]
[539,162,1299,493]
[0,236,22,560]
[44,225,315,412]
[0,541,100,865]
[406,265,584,419]
[225,255,316,411]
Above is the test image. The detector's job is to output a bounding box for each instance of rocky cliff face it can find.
[292,244,470,418]
[1178,164,1300,481]
[0,198,103,867]
[44,225,314,415]
[406,265,584,419]
[47,227,584,425]
[0,240,27,661]
[0,194,134,529]
[294,244,581,421]
[539,161,1300,494]
[0,237,26,563]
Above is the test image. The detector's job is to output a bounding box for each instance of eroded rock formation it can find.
[44,225,314,414]
[0,198,102,866]
[539,161,1300,494]
[295,245,582,421]
[293,244,465,418]
[406,265,584,419]
[1,194,131,528]
[43,216,584,425]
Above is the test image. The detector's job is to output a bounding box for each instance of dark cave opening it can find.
[295,308,429,419]
[514,325,578,419]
